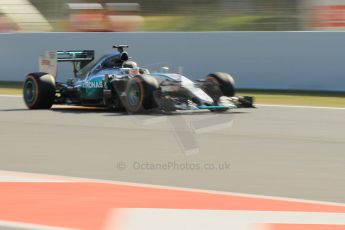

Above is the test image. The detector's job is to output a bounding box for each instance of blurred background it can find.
[0,0,344,32]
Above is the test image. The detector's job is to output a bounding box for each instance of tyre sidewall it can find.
[207,72,235,97]
[125,77,145,113]
[124,75,159,113]
[23,73,55,109]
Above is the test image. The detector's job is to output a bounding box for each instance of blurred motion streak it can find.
[0,0,52,32]
[5,0,345,32]
[302,0,345,30]
[6,0,344,32]
[67,3,143,32]
[258,224,345,230]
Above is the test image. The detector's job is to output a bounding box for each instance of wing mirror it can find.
[160,66,170,73]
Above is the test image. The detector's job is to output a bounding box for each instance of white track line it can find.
[0,94,21,98]
[106,209,345,230]
[0,220,76,230]
[257,104,345,110]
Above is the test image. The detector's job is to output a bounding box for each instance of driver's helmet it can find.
[122,61,138,69]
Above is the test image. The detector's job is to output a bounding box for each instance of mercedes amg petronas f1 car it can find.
[23,45,254,113]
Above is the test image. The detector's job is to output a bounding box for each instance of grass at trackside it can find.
[0,81,22,95]
[0,81,22,87]
[0,81,344,107]
[238,89,345,107]
[144,15,299,31]
[0,88,22,95]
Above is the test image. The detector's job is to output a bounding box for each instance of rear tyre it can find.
[124,75,159,113]
[23,72,55,109]
[206,72,235,97]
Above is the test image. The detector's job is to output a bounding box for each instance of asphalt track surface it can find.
[1,96,345,203]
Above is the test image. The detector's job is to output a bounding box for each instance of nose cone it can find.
[179,76,214,104]
[191,88,214,104]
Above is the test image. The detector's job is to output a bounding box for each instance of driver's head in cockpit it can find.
[122,61,138,69]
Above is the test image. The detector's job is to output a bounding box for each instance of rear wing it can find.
[39,50,95,77]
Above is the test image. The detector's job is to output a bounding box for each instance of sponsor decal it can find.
[40,60,50,66]
[81,81,104,89]
[39,51,57,76]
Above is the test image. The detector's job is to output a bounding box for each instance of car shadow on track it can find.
[52,107,251,116]
[1,106,253,116]
[0,109,28,112]
[105,110,251,117]
[52,107,115,114]
[0,107,114,113]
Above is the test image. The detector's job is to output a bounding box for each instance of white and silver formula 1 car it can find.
[23,45,254,113]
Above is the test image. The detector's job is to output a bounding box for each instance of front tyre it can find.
[206,72,235,97]
[23,72,55,109]
[204,72,236,112]
[124,75,159,113]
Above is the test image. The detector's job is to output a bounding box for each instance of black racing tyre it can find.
[124,75,159,113]
[206,72,235,97]
[23,72,55,109]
